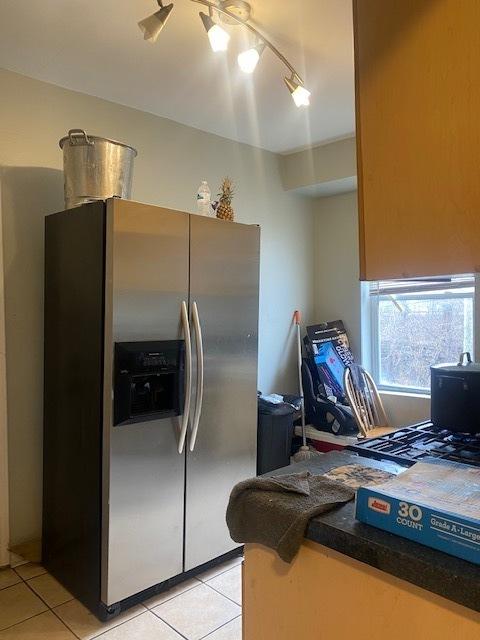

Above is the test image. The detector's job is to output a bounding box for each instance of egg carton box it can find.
[355,459,480,565]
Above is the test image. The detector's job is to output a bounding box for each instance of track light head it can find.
[199,11,230,52]
[138,2,174,42]
[284,75,311,107]
[136,0,307,109]
[237,42,265,74]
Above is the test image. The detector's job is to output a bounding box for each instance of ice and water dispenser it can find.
[113,341,185,426]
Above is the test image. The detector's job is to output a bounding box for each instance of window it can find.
[363,275,475,393]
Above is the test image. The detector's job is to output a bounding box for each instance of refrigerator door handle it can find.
[178,301,192,454]
[189,301,204,452]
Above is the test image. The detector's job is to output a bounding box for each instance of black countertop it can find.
[268,451,480,613]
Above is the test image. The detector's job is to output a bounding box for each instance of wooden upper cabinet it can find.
[353,0,480,280]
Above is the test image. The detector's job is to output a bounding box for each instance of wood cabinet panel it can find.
[243,542,480,640]
[354,0,480,280]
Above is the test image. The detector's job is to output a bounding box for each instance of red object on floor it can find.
[312,439,346,453]
[295,425,359,453]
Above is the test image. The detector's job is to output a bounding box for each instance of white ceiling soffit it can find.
[0,0,355,153]
[294,176,357,198]
[280,136,357,197]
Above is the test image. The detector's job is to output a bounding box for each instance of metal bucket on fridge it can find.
[59,129,138,209]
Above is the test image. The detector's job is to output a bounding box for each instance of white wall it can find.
[381,392,429,429]
[314,191,361,358]
[280,137,356,193]
[0,68,315,547]
[314,190,429,427]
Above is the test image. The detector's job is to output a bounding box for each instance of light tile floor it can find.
[0,556,242,640]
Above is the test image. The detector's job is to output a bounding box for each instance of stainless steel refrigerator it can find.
[43,198,260,620]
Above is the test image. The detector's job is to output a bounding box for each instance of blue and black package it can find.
[304,320,354,401]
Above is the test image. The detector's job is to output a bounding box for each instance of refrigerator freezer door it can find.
[185,216,260,570]
[102,200,190,605]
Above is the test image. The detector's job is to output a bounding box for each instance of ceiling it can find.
[0,0,355,153]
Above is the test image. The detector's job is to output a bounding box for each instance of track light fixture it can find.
[138,1,174,42]
[237,41,265,74]
[199,11,230,52]
[284,74,311,107]
[138,0,311,107]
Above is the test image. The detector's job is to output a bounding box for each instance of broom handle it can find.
[293,311,307,448]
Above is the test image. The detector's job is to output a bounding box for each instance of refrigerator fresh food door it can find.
[185,215,260,570]
[102,200,190,605]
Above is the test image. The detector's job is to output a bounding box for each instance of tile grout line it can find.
[0,569,51,633]
[0,579,48,631]
[16,568,145,640]
[13,567,47,581]
[151,590,240,640]
[20,577,82,639]
[143,579,203,610]
[143,560,242,608]
[48,606,83,640]
[0,609,51,633]
[147,563,243,639]
[18,570,147,640]
[22,576,76,610]
[197,612,242,640]
[197,559,243,584]
[199,613,242,640]
[11,567,25,582]
[0,580,21,591]
[202,580,242,608]
[148,610,190,640]
[87,607,153,640]
[5,561,241,638]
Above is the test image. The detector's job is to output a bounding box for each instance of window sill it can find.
[379,389,430,400]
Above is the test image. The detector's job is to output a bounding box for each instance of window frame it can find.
[362,276,476,396]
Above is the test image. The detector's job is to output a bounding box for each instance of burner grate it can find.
[347,422,480,468]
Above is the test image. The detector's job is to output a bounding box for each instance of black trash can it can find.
[257,394,301,475]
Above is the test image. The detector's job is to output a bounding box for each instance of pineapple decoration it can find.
[215,177,235,221]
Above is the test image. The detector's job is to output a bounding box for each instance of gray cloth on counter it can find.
[226,471,355,563]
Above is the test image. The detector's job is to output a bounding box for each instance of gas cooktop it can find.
[347,422,480,468]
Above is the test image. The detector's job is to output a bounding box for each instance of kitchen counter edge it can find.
[266,450,480,613]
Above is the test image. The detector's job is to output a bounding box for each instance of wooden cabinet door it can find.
[354,0,480,280]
